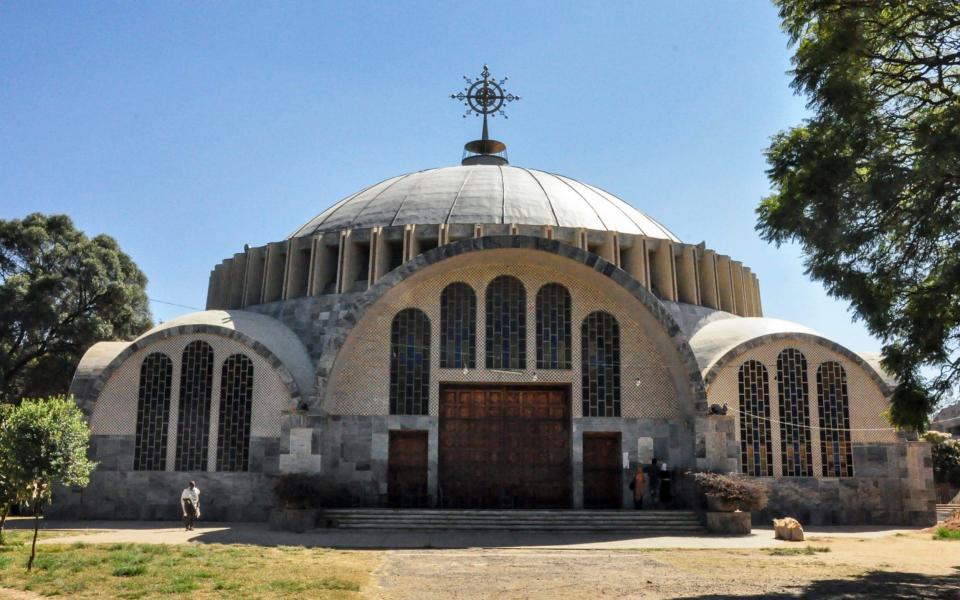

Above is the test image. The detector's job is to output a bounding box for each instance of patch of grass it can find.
[160,574,199,593]
[765,545,831,556]
[934,527,960,540]
[0,536,375,598]
[112,563,147,577]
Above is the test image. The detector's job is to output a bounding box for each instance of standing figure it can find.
[180,481,201,531]
[629,464,646,509]
[646,458,661,508]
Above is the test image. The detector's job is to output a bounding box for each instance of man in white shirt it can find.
[180,481,201,531]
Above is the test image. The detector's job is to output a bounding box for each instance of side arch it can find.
[79,313,308,418]
[702,332,893,397]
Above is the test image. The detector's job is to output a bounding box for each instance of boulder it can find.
[773,517,805,541]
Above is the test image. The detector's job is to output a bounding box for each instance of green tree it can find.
[0,403,14,545]
[0,396,95,570]
[922,430,960,488]
[758,1,960,430]
[0,213,152,404]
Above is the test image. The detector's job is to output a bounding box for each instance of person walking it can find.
[646,458,661,508]
[629,464,646,509]
[180,481,201,531]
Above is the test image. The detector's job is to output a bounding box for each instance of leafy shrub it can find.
[693,471,769,511]
[272,474,325,509]
[922,431,960,487]
[934,527,960,540]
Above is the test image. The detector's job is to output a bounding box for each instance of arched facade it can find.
[59,157,935,525]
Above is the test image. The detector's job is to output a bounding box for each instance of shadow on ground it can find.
[677,568,960,600]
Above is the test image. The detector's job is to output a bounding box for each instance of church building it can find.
[57,69,935,526]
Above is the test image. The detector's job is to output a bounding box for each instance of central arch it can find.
[315,235,707,414]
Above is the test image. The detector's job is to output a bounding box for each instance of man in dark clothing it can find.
[645,458,661,507]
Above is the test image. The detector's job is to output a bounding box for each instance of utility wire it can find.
[148,298,203,311]
[729,406,897,433]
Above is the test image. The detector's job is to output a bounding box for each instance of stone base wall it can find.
[48,472,275,521]
[752,441,936,527]
[285,414,696,509]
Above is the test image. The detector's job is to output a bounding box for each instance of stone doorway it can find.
[438,385,572,508]
[583,432,622,509]
[388,430,429,507]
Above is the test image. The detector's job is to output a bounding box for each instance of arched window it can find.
[485,276,526,370]
[176,340,214,471]
[817,362,854,477]
[581,311,621,417]
[217,354,254,472]
[134,352,173,471]
[738,360,773,476]
[390,308,431,415]
[777,348,812,477]
[440,282,476,369]
[536,283,571,370]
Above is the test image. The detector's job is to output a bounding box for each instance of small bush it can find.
[934,527,960,540]
[273,474,325,509]
[693,471,769,511]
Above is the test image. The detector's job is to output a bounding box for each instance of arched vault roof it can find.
[70,310,313,416]
[689,317,894,395]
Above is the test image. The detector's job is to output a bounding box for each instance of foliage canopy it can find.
[0,396,95,568]
[759,1,960,429]
[0,213,152,404]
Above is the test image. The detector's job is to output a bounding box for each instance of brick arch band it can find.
[314,235,709,413]
[81,325,303,418]
[702,332,893,397]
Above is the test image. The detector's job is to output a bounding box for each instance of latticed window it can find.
[390,308,431,415]
[440,282,476,369]
[738,360,773,476]
[176,340,214,471]
[134,353,172,471]
[217,354,254,472]
[817,361,854,477]
[581,311,621,417]
[485,275,526,369]
[777,348,813,477]
[536,283,571,370]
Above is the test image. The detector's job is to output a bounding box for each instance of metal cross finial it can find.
[450,64,520,120]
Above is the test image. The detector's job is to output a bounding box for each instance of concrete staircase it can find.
[318,509,705,532]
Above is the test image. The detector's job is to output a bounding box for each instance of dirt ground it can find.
[368,533,960,599]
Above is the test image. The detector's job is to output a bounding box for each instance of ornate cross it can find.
[451,64,521,120]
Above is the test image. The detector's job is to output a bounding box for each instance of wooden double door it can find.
[439,385,572,508]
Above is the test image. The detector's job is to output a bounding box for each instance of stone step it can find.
[334,523,705,531]
[323,517,702,524]
[319,509,705,531]
[320,510,695,517]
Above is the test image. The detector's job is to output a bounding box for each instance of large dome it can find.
[289,165,680,241]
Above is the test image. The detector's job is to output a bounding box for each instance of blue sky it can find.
[0,1,884,354]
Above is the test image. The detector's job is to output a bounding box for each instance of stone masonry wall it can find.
[753,441,936,526]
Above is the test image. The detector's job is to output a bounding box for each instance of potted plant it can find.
[693,472,768,512]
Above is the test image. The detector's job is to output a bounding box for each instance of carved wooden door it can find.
[583,432,622,509]
[439,385,571,508]
[388,430,428,507]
